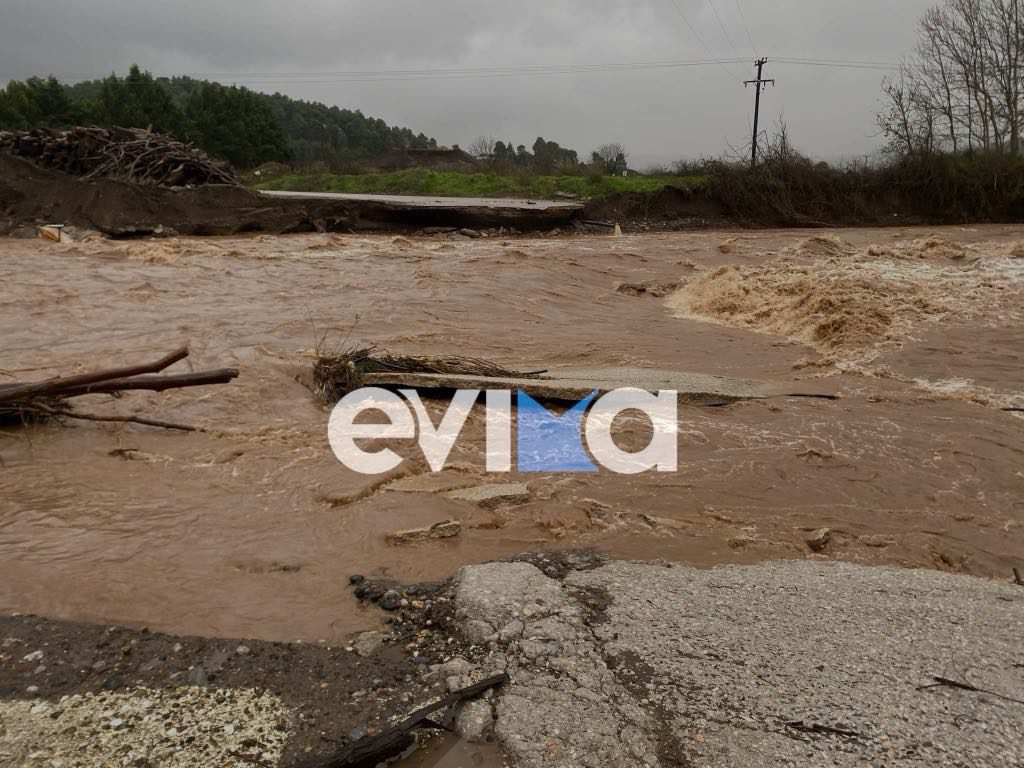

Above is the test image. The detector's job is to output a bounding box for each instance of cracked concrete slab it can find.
[450,559,1024,768]
[361,367,769,404]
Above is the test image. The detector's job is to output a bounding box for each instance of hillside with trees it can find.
[0,65,436,169]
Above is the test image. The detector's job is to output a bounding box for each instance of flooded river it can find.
[1,225,1021,644]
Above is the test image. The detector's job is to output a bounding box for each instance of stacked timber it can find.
[0,126,238,186]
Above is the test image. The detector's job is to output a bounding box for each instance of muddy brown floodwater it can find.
[1,225,1022,645]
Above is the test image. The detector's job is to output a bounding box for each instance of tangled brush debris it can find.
[0,126,238,187]
[312,347,543,403]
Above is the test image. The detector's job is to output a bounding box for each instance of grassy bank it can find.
[250,152,1024,227]
[708,150,1024,226]
[251,168,709,200]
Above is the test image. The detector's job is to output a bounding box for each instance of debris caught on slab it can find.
[0,126,238,187]
[385,520,462,545]
[312,347,543,403]
[291,673,509,768]
[0,346,238,431]
[312,347,840,409]
[313,348,773,406]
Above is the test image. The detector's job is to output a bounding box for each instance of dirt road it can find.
[1,225,1022,645]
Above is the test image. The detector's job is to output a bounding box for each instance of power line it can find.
[25,58,754,86]
[664,0,743,81]
[707,0,746,64]
[5,60,746,81]
[774,57,898,71]
[0,57,901,87]
[734,0,759,58]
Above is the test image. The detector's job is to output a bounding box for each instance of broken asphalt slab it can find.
[444,559,1024,767]
[259,189,583,230]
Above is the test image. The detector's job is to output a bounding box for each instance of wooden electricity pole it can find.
[745,57,774,168]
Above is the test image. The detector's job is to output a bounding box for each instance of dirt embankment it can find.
[584,185,730,231]
[0,155,580,237]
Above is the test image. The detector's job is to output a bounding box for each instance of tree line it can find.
[879,0,1024,156]
[467,135,629,175]
[0,65,436,169]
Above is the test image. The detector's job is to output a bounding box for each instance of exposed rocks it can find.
[859,534,895,548]
[385,519,462,544]
[806,527,833,552]
[455,699,496,743]
[185,665,208,686]
[445,483,530,509]
[352,630,387,658]
[614,280,679,298]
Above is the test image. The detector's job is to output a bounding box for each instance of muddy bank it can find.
[0,566,508,768]
[0,598,473,767]
[584,185,731,232]
[0,154,580,237]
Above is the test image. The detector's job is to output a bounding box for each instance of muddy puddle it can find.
[399,734,505,767]
[1,225,1022,645]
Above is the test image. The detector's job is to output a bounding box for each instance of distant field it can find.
[251,168,709,200]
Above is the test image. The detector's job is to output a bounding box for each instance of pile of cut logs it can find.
[0,126,238,187]
[0,347,238,431]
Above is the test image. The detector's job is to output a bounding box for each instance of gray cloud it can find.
[1,0,933,165]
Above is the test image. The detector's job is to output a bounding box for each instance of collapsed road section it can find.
[0,148,583,238]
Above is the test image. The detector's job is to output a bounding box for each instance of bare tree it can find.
[878,0,1024,155]
[467,135,497,160]
[592,143,629,174]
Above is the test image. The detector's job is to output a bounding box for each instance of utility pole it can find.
[744,58,774,168]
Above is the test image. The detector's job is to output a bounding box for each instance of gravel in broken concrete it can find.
[447,559,1024,767]
[0,686,290,767]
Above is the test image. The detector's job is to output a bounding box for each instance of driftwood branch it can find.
[54,369,239,398]
[0,346,237,431]
[0,346,189,404]
[36,404,196,432]
[292,673,509,768]
[918,675,1024,705]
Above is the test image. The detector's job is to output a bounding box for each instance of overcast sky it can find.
[1,1,933,166]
